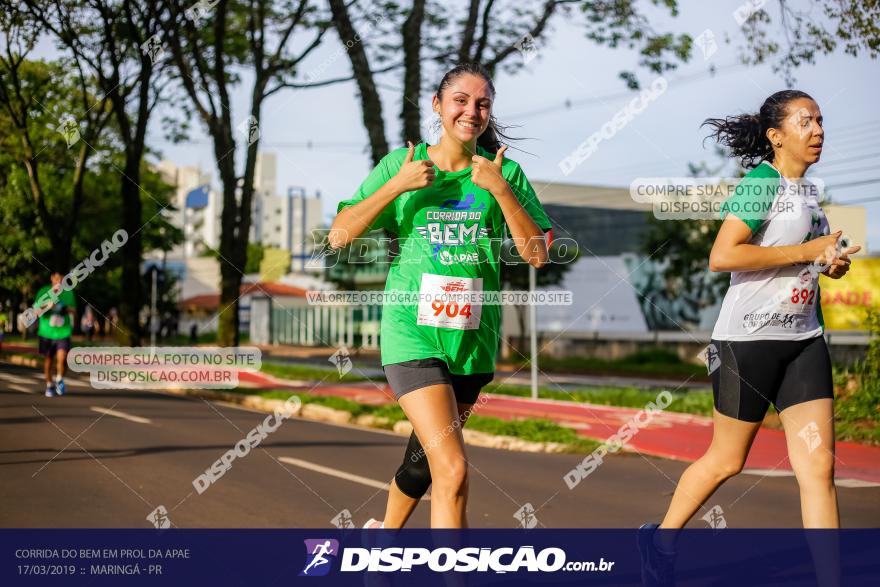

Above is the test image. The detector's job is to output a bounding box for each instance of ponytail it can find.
[702,90,813,168]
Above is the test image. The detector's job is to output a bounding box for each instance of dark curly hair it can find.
[702,90,815,168]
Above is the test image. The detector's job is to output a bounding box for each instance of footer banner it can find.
[2,529,877,585]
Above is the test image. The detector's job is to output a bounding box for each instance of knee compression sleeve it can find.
[394,432,432,499]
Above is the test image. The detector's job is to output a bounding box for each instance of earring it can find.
[775,142,781,147]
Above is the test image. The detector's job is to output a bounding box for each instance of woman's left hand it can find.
[822,245,861,279]
[471,145,508,194]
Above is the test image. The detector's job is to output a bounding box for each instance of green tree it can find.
[737,0,879,84]
[639,153,734,323]
[245,243,266,275]
[63,160,181,335]
[19,0,171,345]
[155,0,333,346]
[327,0,694,165]
[0,22,112,274]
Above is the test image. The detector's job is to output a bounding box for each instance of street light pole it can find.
[529,263,538,400]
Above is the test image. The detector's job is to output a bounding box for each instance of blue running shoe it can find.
[45,384,56,397]
[637,523,676,587]
[55,379,66,396]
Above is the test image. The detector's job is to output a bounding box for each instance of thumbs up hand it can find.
[391,141,436,193]
[471,145,508,194]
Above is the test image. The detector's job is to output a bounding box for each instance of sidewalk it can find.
[240,369,880,486]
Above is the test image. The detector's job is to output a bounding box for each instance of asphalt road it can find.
[1,362,878,529]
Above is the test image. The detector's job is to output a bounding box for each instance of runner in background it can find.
[107,307,118,340]
[331,63,551,529]
[638,90,860,586]
[81,305,96,343]
[34,272,76,397]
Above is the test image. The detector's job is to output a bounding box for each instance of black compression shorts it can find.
[383,358,494,404]
[710,336,833,422]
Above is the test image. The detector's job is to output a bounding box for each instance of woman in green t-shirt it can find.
[332,64,551,529]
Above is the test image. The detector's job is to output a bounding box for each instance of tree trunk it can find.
[217,257,241,347]
[217,86,265,347]
[328,0,389,164]
[115,149,144,346]
[400,0,425,144]
[215,127,241,347]
[457,0,481,63]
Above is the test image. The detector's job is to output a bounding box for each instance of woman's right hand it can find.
[391,141,435,193]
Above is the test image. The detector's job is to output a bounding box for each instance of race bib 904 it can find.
[417,273,482,330]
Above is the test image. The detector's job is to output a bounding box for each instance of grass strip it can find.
[260,362,370,383]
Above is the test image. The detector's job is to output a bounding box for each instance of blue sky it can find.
[147,0,880,252]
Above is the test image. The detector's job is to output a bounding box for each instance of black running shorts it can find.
[710,336,833,422]
[38,337,72,357]
[384,358,494,404]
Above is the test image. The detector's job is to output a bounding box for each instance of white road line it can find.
[743,468,879,488]
[65,378,91,387]
[741,468,795,478]
[9,384,34,394]
[0,372,88,387]
[0,372,35,385]
[90,407,152,424]
[278,457,390,491]
[278,456,430,499]
[834,478,880,489]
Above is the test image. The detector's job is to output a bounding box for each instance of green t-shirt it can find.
[338,143,552,374]
[35,285,76,339]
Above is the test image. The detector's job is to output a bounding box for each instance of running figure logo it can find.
[700,505,727,530]
[329,346,352,377]
[330,509,355,529]
[300,539,339,577]
[698,344,721,375]
[514,503,538,528]
[798,422,822,453]
[146,505,171,529]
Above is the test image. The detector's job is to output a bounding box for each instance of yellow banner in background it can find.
[820,257,880,330]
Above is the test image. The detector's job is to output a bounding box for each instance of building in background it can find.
[152,153,325,334]
[157,153,323,265]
